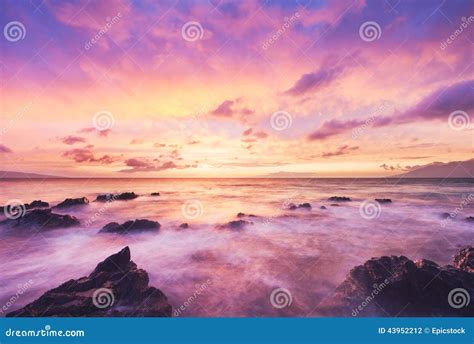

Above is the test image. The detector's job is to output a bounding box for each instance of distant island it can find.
[395,159,473,178]
[0,171,65,179]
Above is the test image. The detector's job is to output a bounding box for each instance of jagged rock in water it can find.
[55,197,89,208]
[6,247,172,317]
[96,192,138,202]
[100,219,160,234]
[0,209,79,230]
[328,196,352,202]
[323,246,474,317]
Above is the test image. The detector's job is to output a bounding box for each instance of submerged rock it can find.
[375,198,392,203]
[6,247,172,317]
[217,220,253,231]
[237,212,257,218]
[55,197,89,208]
[320,206,327,210]
[150,192,160,196]
[466,216,474,222]
[0,209,79,230]
[325,246,474,317]
[96,192,138,202]
[179,223,189,229]
[288,203,311,210]
[100,219,160,234]
[328,196,352,202]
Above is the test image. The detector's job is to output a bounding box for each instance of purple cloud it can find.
[62,148,118,164]
[321,145,359,158]
[308,119,364,140]
[0,144,13,153]
[61,135,86,145]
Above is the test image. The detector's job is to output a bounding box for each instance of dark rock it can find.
[320,206,327,210]
[55,197,89,208]
[237,212,257,218]
[150,192,160,196]
[328,196,352,202]
[0,209,79,230]
[26,200,49,209]
[96,192,138,202]
[6,247,172,317]
[325,247,474,317]
[179,223,189,229]
[375,198,392,203]
[100,219,160,234]
[1,200,49,214]
[217,220,252,231]
[288,203,311,210]
[441,212,453,219]
[454,247,474,273]
[330,204,340,207]
[466,216,474,222]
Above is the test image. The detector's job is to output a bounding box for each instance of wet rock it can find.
[466,216,474,222]
[441,212,452,219]
[328,196,352,202]
[236,212,257,218]
[150,192,160,196]
[0,209,79,230]
[100,219,160,234]
[55,197,89,208]
[320,206,327,210]
[325,247,474,317]
[96,192,138,202]
[179,223,189,229]
[217,220,253,231]
[6,247,172,317]
[330,204,340,207]
[375,198,392,203]
[26,200,49,209]
[1,200,49,214]
[288,203,311,210]
[454,247,474,273]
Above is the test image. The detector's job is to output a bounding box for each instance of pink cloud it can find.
[61,135,86,145]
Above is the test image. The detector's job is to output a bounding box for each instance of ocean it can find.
[0,178,472,316]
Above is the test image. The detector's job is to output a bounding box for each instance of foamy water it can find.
[0,178,472,316]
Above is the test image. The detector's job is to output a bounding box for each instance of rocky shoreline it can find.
[1,193,473,317]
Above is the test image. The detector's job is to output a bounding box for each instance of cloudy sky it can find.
[1,0,472,177]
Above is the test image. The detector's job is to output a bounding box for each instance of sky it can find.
[0,0,473,178]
